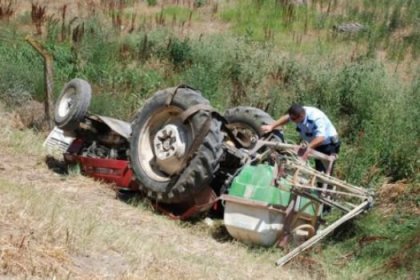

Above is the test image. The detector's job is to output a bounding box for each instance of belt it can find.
[326,135,339,145]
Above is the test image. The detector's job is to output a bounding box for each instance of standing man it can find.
[261,103,340,174]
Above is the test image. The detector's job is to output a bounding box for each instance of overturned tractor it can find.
[45,78,373,266]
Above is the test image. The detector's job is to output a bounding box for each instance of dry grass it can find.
[376,181,420,217]
[0,108,315,279]
[12,0,228,38]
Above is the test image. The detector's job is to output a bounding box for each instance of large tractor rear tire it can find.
[130,87,223,204]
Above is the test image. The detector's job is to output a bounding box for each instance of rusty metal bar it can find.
[258,140,335,162]
[287,186,351,212]
[26,36,54,129]
[275,200,370,266]
[290,183,368,200]
[286,161,369,195]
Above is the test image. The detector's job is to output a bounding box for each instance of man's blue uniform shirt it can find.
[294,106,338,145]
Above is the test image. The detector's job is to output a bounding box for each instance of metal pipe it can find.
[286,161,369,195]
[258,140,335,162]
[275,200,370,266]
[288,187,351,212]
[289,183,368,200]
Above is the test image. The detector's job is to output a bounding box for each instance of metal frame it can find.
[248,139,373,266]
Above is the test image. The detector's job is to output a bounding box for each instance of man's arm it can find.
[298,118,327,160]
[308,135,325,149]
[261,114,289,133]
[298,136,325,160]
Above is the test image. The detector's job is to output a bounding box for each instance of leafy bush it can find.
[168,37,192,69]
[194,0,207,8]
[146,0,157,6]
[0,38,44,102]
[331,61,418,183]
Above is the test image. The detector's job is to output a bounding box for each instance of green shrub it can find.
[168,37,192,69]
[332,61,418,183]
[161,5,194,22]
[146,0,157,6]
[194,0,207,8]
[0,38,44,103]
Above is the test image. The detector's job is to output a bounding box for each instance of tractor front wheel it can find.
[224,106,283,149]
[54,78,91,131]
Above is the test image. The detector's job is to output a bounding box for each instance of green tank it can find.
[228,164,316,216]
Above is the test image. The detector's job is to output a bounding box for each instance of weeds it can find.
[1,14,418,183]
[220,0,420,61]
[321,199,420,279]
[168,37,192,69]
[0,0,16,21]
[147,0,157,6]
[31,2,47,35]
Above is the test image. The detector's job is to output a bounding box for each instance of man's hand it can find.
[261,124,273,134]
[261,115,289,135]
[297,143,310,161]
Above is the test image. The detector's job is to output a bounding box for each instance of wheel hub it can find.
[58,90,75,117]
[153,124,186,175]
[234,127,257,148]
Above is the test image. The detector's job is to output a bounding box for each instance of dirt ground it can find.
[0,109,312,279]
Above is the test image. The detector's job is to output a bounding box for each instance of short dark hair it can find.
[287,103,304,117]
